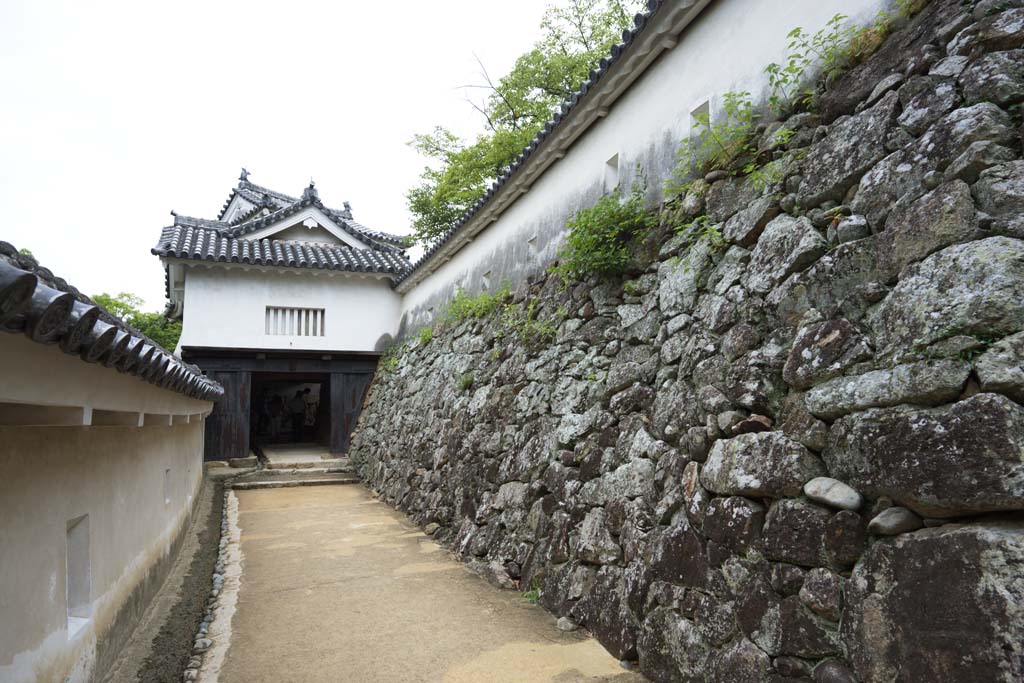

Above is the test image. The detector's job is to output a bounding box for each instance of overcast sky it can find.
[0,0,552,309]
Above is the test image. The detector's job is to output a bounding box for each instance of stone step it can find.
[264,458,349,470]
[240,466,353,478]
[231,473,360,490]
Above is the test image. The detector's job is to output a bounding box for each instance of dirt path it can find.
[217,485,644,683]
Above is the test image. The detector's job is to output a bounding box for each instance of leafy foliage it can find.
[406,0,644,246]
[92,292,182,350]
[667,12,897,198]
[522,579,542,604]
[417,326,434,345]
[744,157,786,192]
[675,215,726,251]
[458,372,475,392]
[444,283,513,324]
[764,11,897,115]
[379,344,404,373]
[552,184,657,282]
[664,91,758,197]
[500,299,558,347]
[764,14,859,113]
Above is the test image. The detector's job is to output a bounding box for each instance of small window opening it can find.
[686,100,712,174]
[526,235,538,256]
[604,153,620,193]
[66,514,91,638]
[690,100,710,132]
[482,271,493,290]
[164,468,171,505]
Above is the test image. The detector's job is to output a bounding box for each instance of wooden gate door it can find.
[329,372,373,455]
[204,370,251,461]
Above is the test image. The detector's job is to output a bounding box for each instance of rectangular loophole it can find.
[164,468,171,505]
[66,514,91,638]
[604,153,619,193]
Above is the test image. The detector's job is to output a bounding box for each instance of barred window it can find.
[265,306,325,337]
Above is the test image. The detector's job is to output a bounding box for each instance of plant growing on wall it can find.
[552,183,656,282]
[664,91,758,198]
[764,10,911,116]
[500,299,558,347]
[444,283,513,324]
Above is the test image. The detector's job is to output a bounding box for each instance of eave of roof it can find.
[0,241,224,401]
[153,225,411,277]
[394,0,711,292]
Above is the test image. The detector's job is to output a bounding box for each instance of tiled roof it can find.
[394,0,665,286]
[216,174,407,247]
[156,174,411,281]
[0,241,223,401]
[153,225,410,275]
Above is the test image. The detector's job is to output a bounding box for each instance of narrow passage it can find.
[217,485,644,683]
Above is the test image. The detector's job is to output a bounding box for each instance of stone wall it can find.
[350,2,1024,681]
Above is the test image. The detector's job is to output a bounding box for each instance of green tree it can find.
[406,0,642,246]
[92,292,182,351]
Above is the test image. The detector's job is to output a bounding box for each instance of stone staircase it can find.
[230,444,359,490]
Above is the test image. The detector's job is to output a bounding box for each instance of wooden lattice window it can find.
[265,306,326,337]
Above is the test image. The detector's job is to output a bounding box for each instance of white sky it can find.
[0,0,553,309]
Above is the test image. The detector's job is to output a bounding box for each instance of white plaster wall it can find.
[398,0,889,326]
[0,421,205,683]
[179,265,402,352]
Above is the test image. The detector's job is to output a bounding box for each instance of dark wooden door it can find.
[204,370,251,461]
[329,372,373,454]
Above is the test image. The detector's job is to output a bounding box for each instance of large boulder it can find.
[782,318,873,390]
[805,359,970,420]
[797,91,899,207]
[723,194,779,248]
[826,393,1024,517]
[843,522,1024,682]
[713,638,771,682]
[874,180,979,283]
[701,496,765,554]
[700,432,825,498]
[763,499,865,569]
[637,607,711,683]
[897,76,959,136]
[658,239,716,316]
[973,160,1024,237]
[870,237,1024,355]
[947,7,1024,56]
[853,103,1016,228]
[769,238,880,329]
[706,176,760,223]
[579,457,655,506]
[958,49,1024,106]
[745,215,828,294]
[576,508,622,565]
[570,566,639,660]
[976,331,1024,402]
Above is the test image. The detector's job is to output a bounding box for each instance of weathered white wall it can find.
[397,0,890,332]
[178,265,402,353]
[0,337,211,683]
